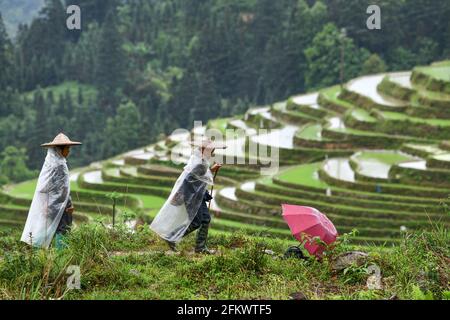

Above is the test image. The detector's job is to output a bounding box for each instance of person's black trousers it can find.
[183,191,212,249]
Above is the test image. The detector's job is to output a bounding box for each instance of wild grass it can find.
[0,216,448,300]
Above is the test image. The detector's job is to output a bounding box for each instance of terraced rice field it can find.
[2,61,450,247]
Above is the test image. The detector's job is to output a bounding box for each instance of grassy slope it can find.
[5,179,38,199]
[0,223,447,300]
[419,66,450,82]
[276,163,327,188]
[207,118,232,135]
[321,86,354,109]
[352,109,377,122]
[297,124,323,141]
[0,0,45,38]
[23,82,98,103]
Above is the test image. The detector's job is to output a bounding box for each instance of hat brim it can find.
[41,142,82,147]
[189,141,227,149]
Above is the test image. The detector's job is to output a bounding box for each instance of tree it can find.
[0,12,17,119]
[191,71,221,124]
[304,23,370,89]
[283,0,328,95]
[41,0,66,64]
[0,12,13,91]
[63,22,101,84]
[414,37,440,66]
[445,20,450,58]
[0,146,36,183]
[14,0,67,90]
[26,89,51,169]
[95,10,126,114]
[102,101,141,157]
[388,47,418,70]
[168,67,196,128]
[67,0,121,29]
[250,0,283,52]
[1,0,450,174]
[362,54,387,75]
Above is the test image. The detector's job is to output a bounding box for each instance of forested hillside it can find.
[0,0,449,184]
[0,0,45,38]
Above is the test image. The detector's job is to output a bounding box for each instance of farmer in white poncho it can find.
[21,133,82,249]
[150,139,226,254]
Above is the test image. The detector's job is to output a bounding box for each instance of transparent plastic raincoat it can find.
[21,148,70,248]
[150,149,214,243]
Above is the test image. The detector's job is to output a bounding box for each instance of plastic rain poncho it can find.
[150,148,214,243]
[21,147,70,248]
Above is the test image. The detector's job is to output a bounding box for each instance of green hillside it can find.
[0,0,44,38]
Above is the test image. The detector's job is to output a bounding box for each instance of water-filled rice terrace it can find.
[2,61,450,247]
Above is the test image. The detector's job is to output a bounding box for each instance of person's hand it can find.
[211,163,222,173]
[66,206,74,214]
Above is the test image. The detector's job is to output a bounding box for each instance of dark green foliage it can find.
[95,10,125,114]
[0,222,448,299]
[304,23,370,90]
[1,0,450,170]
[362,54,387,75]
[102,101,141,158]
[14,0,67,90]
[0,0,45,38]
[65,0,120,31]
[0,146,36,183]
[0,13,13,92]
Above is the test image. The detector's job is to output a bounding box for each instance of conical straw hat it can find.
[41,133,82,147]
[190,137,227,149]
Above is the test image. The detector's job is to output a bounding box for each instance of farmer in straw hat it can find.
[21,133,82,249]
[150,138,226,254]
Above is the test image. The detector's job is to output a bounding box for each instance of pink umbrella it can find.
[282,204,338,258]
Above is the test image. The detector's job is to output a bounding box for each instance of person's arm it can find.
[210,163,222,173]
[65,196,74,214]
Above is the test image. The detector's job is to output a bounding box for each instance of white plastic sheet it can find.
[21,148,70,248]
[150,148,213,243]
